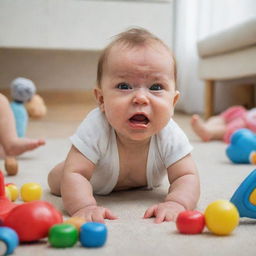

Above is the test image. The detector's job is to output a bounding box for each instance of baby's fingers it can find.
[105,208,118,220]
[143,205,157,219]
[154,211,166,224]
[92,208,106,223]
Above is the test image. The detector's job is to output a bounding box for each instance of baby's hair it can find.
[97,27,176,88]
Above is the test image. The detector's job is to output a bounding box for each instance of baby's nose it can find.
[132,89,149,105]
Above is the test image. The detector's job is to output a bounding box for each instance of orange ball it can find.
[64,217,86,231]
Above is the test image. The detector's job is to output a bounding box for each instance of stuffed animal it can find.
[5,78,47,176]
[10,77,36,137]
[226,129,256,164]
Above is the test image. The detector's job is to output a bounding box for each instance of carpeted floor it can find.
[1,109,256,256]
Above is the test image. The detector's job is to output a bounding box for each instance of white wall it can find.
[0,0,174,91]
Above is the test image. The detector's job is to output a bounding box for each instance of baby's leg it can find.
[48,161,65,196]
[191,114,226,141]
[0,93,45,156]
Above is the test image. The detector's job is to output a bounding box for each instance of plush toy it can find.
[226,129,256,164]
[5,78,47,176]
[10,77,36,137]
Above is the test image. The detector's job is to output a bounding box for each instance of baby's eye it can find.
[116,83,132,90]
[149,84,163,91]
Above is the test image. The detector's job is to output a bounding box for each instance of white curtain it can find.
[174,0,256,114]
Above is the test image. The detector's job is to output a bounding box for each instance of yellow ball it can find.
[21,182,43,202]
[205,200,239,235]
[5,186,12,200]
[6,184,19,201]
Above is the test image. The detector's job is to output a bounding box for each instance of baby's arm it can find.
[61,146,118,223]
[144,154,200,223]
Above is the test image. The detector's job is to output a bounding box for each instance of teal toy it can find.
[226,129,256,164]
[10,77,36,137]
[230,169,256,218]
[80,222,107,247]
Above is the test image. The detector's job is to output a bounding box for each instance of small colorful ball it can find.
[49,224,78,248]
[5,183,19,201]
[4,187,12,201]
[80,222,107,247]
[21,182,42,202]
[176,210,205,234]
[205,200,239,235]
[64,217,86,231]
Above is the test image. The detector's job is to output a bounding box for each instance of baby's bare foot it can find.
[5,138,45,156]
[191,115,211,142]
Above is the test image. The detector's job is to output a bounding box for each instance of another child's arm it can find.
[61,146,118,223]
[144,154,200,223]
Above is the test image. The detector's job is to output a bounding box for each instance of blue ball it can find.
[80,222,107,247]
[0,227,19,255]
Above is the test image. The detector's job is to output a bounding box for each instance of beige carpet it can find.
[1,117,256,256]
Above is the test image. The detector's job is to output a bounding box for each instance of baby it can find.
[191,106,256,143]
[48,28,200,223]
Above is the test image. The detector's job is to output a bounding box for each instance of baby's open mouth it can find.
[129,114,149,125]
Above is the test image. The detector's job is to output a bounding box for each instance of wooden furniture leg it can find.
[204,80,215,120]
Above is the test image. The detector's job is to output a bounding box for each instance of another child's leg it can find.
[191,114,226,141]
[48,161,65,196]
[0,93,45,156]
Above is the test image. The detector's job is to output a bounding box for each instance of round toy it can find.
[4,201,63,242]
[80,222,107,247]
[205,200,239,235]
[64,217,86,231]
[176,210,205,234]
[49,224,78,248]
[0,227,19,255]
[11,77,36,103]
[21,182,42,202]
[4,157,18,176]
[5,183,19,202]
[4,187,12,201]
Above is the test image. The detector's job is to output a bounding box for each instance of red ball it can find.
[176,210,205,234]
[4,201,63,242]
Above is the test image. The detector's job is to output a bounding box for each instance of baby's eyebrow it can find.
[114,72,169,80]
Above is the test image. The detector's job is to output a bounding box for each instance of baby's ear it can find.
[173,90,180,106]
[94,88,104,112]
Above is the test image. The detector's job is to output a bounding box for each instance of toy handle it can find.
[0,171,5,198]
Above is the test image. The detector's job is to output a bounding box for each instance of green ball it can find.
[49,224,78,248]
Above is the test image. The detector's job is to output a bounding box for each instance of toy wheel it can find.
[0,227,19,255]
[0,240,8,256]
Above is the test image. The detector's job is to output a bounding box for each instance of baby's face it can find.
[95,42,179,143]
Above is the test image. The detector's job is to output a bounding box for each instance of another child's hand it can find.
[72,205,118,223]
[143,201,185,223]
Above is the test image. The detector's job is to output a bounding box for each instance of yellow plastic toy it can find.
[21,182,43,202]
[205,200,239,235]
[5,184,19,201]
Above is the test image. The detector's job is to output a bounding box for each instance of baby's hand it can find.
[72,205,118,223]
[143,201,185,223]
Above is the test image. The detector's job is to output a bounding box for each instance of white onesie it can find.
[70,108,193,195]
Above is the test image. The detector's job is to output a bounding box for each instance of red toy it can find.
[0,171,63,242]
[0,171,17,221]
[4,201,63,242]
[176,210,205,234]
